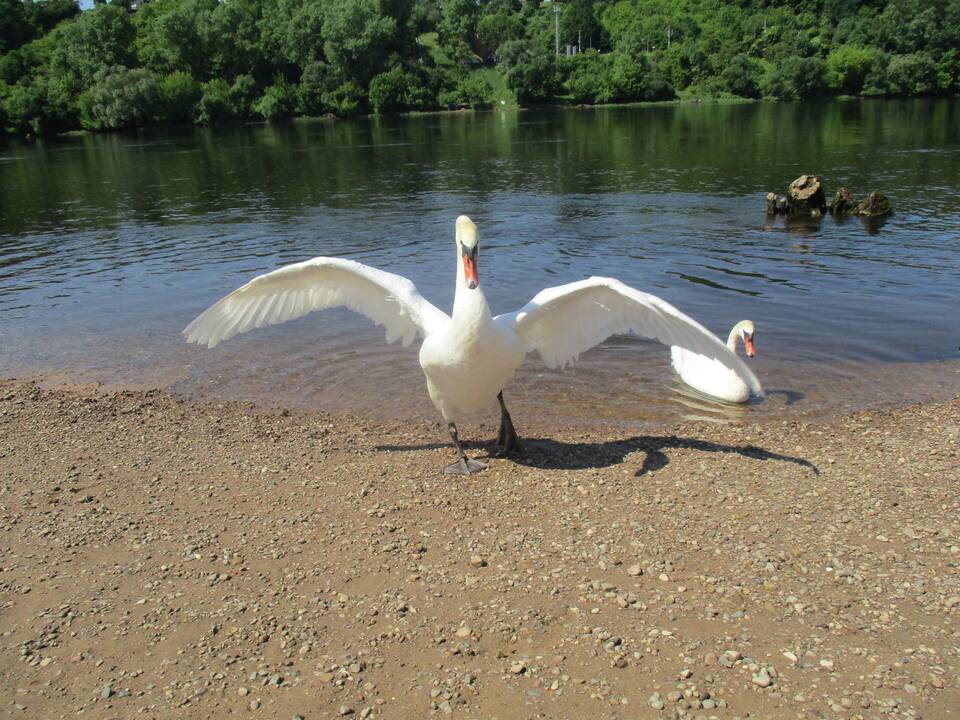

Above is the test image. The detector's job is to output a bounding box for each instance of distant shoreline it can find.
[9,95,957,144]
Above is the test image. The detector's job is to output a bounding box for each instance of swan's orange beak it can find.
[744,335,756,358]
[462,247,479,290]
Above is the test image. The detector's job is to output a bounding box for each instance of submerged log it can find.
[786,174,827,216]
[828,187,857,215]
[855,191,892,217]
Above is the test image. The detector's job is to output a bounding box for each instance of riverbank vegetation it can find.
[1,0,958,135]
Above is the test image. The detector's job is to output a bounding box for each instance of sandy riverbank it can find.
[1,379,958,719]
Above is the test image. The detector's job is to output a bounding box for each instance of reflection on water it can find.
[1,99,959,426]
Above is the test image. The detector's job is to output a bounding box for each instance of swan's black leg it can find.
[443,422,487,475]
[492,391,523,457]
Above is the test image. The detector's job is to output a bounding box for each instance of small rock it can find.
[627,564,642,577]
[339,706,353,716]
[470,555,487,568]
[238,687,249,697]
[100,684,113,700]
[455,626,472,639]
[752,670,773,688]
[510,662,526,674]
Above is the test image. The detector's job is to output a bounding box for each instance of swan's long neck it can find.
[452,253,491,328]
[726,322,745,352]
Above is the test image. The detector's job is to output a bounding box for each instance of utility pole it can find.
[554,2,561,57]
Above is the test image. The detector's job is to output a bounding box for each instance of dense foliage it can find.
[1,0,958,135]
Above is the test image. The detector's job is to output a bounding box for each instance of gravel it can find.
[0,379,958,719]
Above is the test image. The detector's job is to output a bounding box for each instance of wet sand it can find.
[1,378,958,719]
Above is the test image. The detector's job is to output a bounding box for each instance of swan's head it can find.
[738,320,757,358]
[455,215,479,290]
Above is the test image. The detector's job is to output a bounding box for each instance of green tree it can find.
[825,45,875,95]
[761,55,826,99]
[322,80,365,115]
[47,3,136,91]
[196,78,233,124]
[298,61,331,115]
[721,53,762,98]
[936,48,960,94]
[561,51,614,103]
[135,0,220,79]
[24,0,81,37]
[322,0,396,85]
[228,74,259,117]
[437,0,480,63]
[258,0,326,69]
[0,41,48,86]
[157,70,201,124]
[368,65,434,112]
[78,65,161,130]
[1,80,45,134]
[500,40,558,103]
[610,50,674,101]
[477,12,522,61]
[561,0,602,49]
[887,52,938,95]
[254,76,298,120]
[453,72,495,108]
[0,0,31,53]
[368,65,411,112]
[208,0,270,82]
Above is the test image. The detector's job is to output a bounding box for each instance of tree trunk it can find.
[786,174,826,216]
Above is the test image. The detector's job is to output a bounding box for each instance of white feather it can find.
[183,257,449,349]
[495,276,762,398]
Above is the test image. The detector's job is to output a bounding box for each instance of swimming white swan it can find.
[671,320,761,403]
[184,216,760,474]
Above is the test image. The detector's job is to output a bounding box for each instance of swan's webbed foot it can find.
[444,422,486,476]
[491,391,524,458]
[443,457,488,475]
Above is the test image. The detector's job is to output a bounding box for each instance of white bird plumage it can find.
[670,320,762,403]
[184,215,760,473]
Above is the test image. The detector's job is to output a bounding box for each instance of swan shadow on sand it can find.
[377,434,819,477]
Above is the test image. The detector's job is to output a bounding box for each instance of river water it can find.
[1,100,958,426]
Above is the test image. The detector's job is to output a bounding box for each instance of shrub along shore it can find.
[1,0,958,137]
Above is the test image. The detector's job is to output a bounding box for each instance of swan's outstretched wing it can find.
[184,257,449,349]
[495,276,762,396]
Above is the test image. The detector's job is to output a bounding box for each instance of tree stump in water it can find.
[765,192,778,215]
[786,174,826,216]
[855,191,892,217]
[829,187,857,215]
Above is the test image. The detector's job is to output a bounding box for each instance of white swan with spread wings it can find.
[185,216,760,474]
